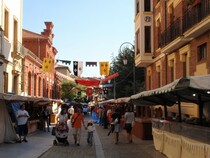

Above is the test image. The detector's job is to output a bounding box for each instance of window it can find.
[4,9,9,38]
[34,75,37,96]
[144,0,151,12]
[136,1,140,15]
[13,19,18,49]
[28,72,32,96]
[135,30,140,55]
[145,26,151,52]
[148,75,151,90]
[182,54,187,78]
[157,71,161,87]
[170,60,175,82]
[197,43,207,61]
[169,5,175,24]
[3,72,8,93]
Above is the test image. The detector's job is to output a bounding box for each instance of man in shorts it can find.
[71,108,86,146]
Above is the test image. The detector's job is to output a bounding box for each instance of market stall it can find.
[130,75,210,158]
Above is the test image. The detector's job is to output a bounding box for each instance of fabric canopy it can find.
[131,75,210,106]
[76,79,101,87]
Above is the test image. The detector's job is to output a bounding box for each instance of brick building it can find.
[134,0,210,117]
[22,22,57,98]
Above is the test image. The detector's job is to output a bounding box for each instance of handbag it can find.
[51,127,56,136]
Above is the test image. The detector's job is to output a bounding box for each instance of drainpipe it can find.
[165,0,168,85]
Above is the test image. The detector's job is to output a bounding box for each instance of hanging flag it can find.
[86,62,97,67]
[101,72,119,83]
[86,88,93,96]
[77,61,83,77]
[73,61,78,76]
[42,58,53,72]
[73,61,83,76]
[99,62,110,76]
[56,59,71,65]
[76,79,101,87]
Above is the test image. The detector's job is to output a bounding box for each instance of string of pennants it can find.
[42,58,110,76]
[42,58,119,87]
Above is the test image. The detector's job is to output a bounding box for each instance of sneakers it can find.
[17,140,21,143]
[23,139,28,142]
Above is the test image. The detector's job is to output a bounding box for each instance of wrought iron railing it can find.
[159,0,210,48]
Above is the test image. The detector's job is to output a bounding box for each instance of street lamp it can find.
[119,42,136,95]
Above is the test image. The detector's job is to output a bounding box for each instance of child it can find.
[86,120,95,146]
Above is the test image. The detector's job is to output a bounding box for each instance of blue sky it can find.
[23,1,134,77]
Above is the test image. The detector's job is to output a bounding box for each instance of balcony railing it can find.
[13,41,24,57]
[159,18,182,47]
[159,0,210,48]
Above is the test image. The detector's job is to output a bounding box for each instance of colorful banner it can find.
[76,79,101,87]
[42,58,53,72]
[101,72,119,83]
[99,62,110,76]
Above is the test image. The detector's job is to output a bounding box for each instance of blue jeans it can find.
[87,131,93,145]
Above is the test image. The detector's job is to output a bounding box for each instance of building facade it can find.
[0,0,23,94]
[134,0,210,117]
[22,22,57,98]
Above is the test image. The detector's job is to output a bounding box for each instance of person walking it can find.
[41,106,50,132]
[86,120,95,146]
[71,108,86,146]
[124,107,135,143]
[111,108,121,144]
[57,107,68,124]
[16,104,30,143]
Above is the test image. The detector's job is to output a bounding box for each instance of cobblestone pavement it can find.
[38,115,166,158]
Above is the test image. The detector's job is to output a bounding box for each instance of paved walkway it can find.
[0,116,167,158]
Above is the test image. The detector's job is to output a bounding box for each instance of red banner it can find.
[76,79,101,87]
[86,88,93,96]
[101,72,119,83]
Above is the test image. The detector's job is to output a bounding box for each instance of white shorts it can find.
[72,128,81,135]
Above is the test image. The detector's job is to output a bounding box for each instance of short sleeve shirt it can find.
[72,113,84,128]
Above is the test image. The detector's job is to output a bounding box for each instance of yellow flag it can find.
[42,58,53,72]
[99,62,110,76]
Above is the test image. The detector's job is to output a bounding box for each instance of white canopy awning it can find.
[131,75,210,106]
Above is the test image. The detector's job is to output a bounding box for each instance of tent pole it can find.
[198,94,203,125]
[178,97,182,122]
[164,105,168,119]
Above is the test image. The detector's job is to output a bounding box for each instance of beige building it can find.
[0,0,23,94]
[134,0,210,117]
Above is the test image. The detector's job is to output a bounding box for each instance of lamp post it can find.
[119,42,136,95]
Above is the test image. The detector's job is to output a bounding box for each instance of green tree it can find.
[61,81,87,103]
[108,47,145,99]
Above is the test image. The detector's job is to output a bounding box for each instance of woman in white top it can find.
[124,107,135,143]
[57,108,68,124]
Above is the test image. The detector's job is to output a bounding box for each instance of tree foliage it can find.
[61,81,86,102]
[108,47,145,99]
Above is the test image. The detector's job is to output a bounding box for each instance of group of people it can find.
[56,105,95,146]
[15,102,135,146]
[92,105,135,145]
[110,107,135,144]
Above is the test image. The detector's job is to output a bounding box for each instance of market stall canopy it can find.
[0,93,28,102]
[114,97,131,104]
[0,93,53,105]
[131,75,210,106]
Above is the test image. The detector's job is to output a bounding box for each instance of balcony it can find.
[160,0,210,54]
[12,41,24,60]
